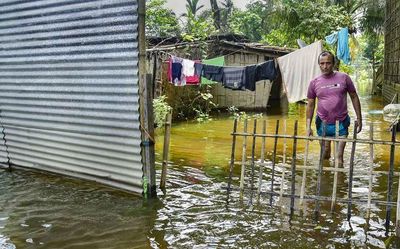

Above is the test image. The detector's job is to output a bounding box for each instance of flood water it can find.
[1,81,400,248]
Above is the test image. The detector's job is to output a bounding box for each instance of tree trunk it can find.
[210,0,221,30]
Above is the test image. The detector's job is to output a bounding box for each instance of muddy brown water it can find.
[1,82,400,248]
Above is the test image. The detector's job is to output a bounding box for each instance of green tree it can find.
[358,0,385,80]
[209,0,222,30]
[229,9,263,41]
[145,0,181,37]
[262,0,352,47]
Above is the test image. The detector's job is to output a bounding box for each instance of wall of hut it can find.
[211,53,275,111]
[383,0,400,103]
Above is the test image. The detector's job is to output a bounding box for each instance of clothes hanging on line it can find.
[182,59,201,85]
[166,55,277,92]
[222,67,246,90]
[277,40,323,103]
[243,60,278,91]
[167,56,201,86]
[201,56,225,85]
[202,64,224,83]
[337,27,351,65]
[325,27,351,65]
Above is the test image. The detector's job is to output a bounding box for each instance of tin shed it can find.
[0,0,147,194]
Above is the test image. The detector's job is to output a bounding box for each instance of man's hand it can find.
[355,119,362,133]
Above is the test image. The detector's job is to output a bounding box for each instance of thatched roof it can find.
[146,34,294,58]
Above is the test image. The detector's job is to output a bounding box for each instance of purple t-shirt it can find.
[307,72,356,124]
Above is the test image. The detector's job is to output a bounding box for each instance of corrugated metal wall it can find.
[0,0,143,193]
[384,0,400,103]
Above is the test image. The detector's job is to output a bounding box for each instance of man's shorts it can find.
[316,115,350,137]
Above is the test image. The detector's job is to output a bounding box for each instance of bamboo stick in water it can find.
[227,119,238,198]
[290,120,298,216]
[385,126,396,232]
[250,119,257,204]
[331,120,340,212]
[270,120,280,206]
[239,119,248,199]
[257,120,267,200]
[367,122,374,218]
[347,121,358,221]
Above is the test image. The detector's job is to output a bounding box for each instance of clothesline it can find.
[166,54,278,91]
[150,40,325,103]
[146,47,256,63]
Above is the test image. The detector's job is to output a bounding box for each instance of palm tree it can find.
[185,0,204,17]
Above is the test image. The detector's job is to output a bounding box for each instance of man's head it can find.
[318,51,335,75]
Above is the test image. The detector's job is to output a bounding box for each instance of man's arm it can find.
[306,98,316,136]
[349,91,362,133]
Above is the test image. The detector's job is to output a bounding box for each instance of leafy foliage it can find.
[262,0,352,47]
[145,0,180,37]
[153,95,172,127]
[192,91,218,122]
[229,9,263,41]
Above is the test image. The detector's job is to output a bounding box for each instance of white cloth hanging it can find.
[277,40,323,103]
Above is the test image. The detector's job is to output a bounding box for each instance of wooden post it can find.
[290,121,298,216]
[385,126,396,232]
[140,74,157,198]
[240,119,248,198]
[367,122,374,218]
[347,121,358,221]
[160,111,172,190]
[227,119,238,198]
[283,119,287,164]
[315,121,326,219]
[331,120,340,212]
[138,0,156,198]
[270,120,280,206]
[257,120,267,198]
[250,119,258,204]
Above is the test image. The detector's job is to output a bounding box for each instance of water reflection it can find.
[152,87,400,248]
[0,170,160,249]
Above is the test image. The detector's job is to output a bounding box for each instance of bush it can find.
[153,95,172,127]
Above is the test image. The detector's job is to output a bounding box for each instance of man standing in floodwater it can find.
[306,51,362,165]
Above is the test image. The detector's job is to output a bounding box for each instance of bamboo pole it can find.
[231,133,400,146]
[250,119,258,204]
[283,119,287,164]
[299,139,309,207]
[257,120,267,199]
[240,119,248,198]
[396,174,400,237]
[370,122,375,161]
[290,120,298,216]
[315,121,326,219]
[270,120,280,206]
[331,120,340,212]
[367,122,374,218]
[385,126,396,232]
[279,171,285,205]
[347,121,358,221]
[160,111,172,190]
[227,119,238,198]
